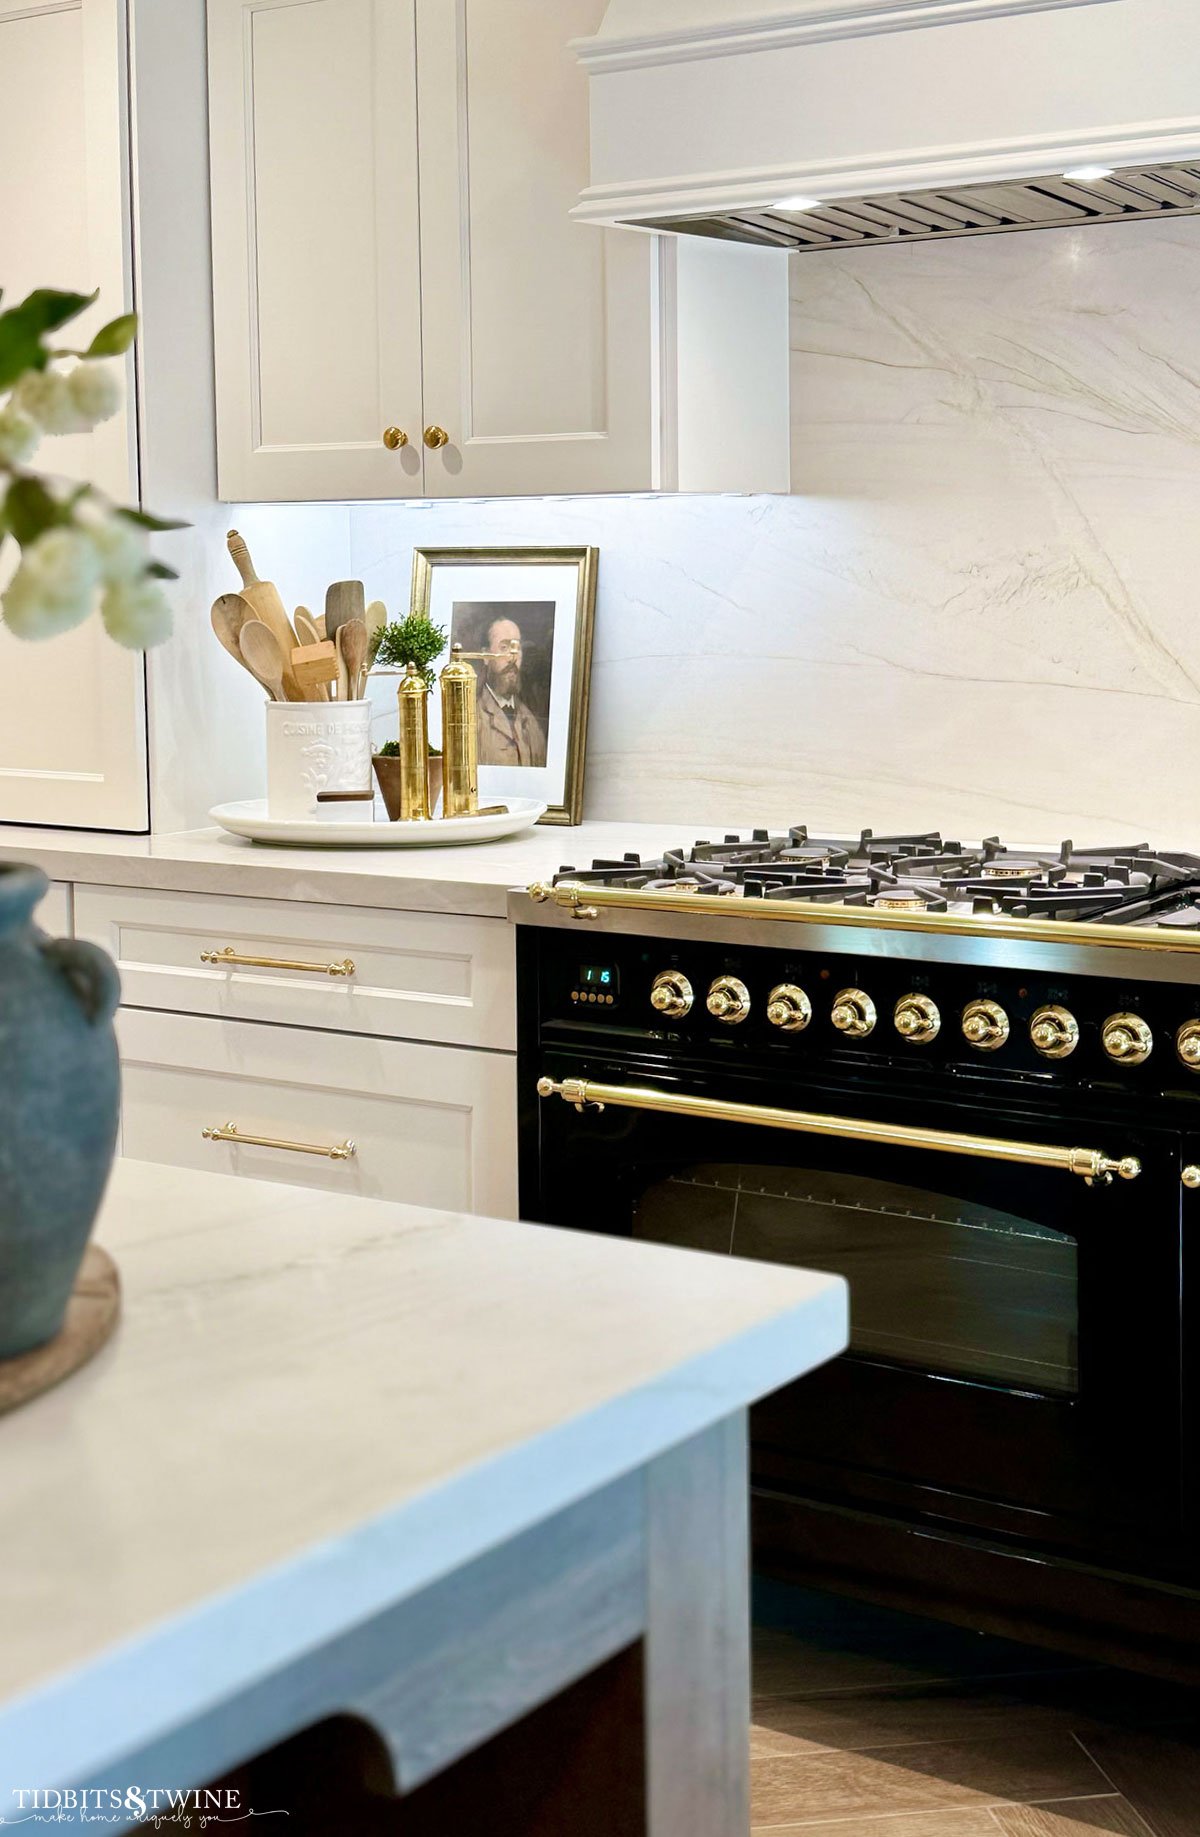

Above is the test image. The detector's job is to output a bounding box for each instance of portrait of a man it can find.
[450,600,555,770]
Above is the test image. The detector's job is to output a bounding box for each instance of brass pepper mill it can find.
[396,662,431,821]
[439,643,480,818]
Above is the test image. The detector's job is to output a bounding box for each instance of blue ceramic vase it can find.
[0,864,121,1358]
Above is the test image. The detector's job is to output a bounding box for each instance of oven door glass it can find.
[635,1163,1078,1395]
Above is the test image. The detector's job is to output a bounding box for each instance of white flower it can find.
[66,362,122,429]
[85,512,147,583]
[11,368,87,436]
[0,404,40,467]
[1,527,101,640]
[100,575,172,649]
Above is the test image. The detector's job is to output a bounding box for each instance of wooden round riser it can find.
[0,1246,120,1416]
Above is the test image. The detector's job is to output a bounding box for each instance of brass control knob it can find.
[1030,1005,1079,1060]
[831,988,877,1038]
[382,426,408,449]
[1102,1012,1153,1067]
[962,999,1010,1052]
[424,425,451,449]
[894,993,940,1045]
[707,976,750,1024]
[1178,1021,1200,1071]
[650,970,693,1020]
[766,984,812,1032]
[1183,1165,1200,1189]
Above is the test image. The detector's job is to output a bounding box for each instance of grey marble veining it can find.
[225,216,1200,844]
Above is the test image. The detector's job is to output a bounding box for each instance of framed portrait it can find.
[411,546,598,825]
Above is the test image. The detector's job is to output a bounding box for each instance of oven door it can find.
[528,1052,1183,1567]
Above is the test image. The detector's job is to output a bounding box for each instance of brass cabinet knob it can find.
[1030,1005,1079,1059]
[766,984,812,1032]
[650,970,693,1020]
[1102,1012,1153,1066]
[831,988,876,1038]
[894,993,940,1044]
[382,426,409,449]
[1178,1021,1200,1070]
[424,425,451,449]
[1184,1165,1200,1189]
[707,975,750,1024]
[962,998,1009,1051]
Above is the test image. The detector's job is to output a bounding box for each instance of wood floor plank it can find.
[752,1812,999,1836]
[751,1733,1111,1825]
[1073,1727,1200,1837]
[993,1796,1155,1837]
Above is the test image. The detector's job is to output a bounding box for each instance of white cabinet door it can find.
[414,0,654,498]
[208,0,425,501]
[0,0,148,831]
[116,1008,519,1218]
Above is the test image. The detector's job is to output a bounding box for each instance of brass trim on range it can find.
[200,947,355,978]
[1183,1165,1200,1190]
[526,881,1200,956]
[535,1076,1141,1183]
[202,1122,356,1162]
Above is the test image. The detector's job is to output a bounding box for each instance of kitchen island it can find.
[0,1160,847,1834]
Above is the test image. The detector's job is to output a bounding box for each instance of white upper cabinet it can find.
[0,0,148,830]
[208,0,790,500]
[209,0,424,500]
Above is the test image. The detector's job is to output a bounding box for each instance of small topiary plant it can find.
[369,612,447,688]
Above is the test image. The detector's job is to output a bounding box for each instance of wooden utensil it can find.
[293,608,330,700]
[291,639,339,696]
[210,593,254,670]
[238,619,287,702]
[325,580,365,653]
[227,531,303,702]
[366,599,388,648]
[337,618,369,702]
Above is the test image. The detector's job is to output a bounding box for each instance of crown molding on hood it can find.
[572,114,1200,226]
[573,0,1119,73]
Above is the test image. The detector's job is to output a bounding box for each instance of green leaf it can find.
[10,288,98,334]
[2,477,73,546]
[114,506,190,532]
[86,313,138,358]
[145,560,179,580]
[0,289,98,391]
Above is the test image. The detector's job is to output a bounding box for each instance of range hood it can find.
[573,0,1200,251]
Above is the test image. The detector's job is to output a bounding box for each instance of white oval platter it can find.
[209,797,548,848]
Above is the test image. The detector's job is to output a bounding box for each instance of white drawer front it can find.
[116,1010,518,1218]
[76,886,515,1049]
[37,882,72,938]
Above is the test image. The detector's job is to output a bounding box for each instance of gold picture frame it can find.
[410,546,598,826]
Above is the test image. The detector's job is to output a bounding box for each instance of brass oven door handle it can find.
[202,1123,356,1162]
[201,947,355,978]
[535,1077,1141,1182]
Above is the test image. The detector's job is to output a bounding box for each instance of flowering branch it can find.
[0,287,186,649]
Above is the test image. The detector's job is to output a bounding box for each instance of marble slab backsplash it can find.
[231,214,1200,844]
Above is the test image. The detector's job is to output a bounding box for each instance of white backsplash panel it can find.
[233,215,1200,842]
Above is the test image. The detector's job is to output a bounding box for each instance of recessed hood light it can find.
[1062,164,1115,183]
[773,195,822,212]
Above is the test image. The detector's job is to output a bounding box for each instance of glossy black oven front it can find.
[524,1036,1185,1578]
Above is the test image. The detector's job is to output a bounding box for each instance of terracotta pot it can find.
[373,754,444,822]
[0,865,120,1356]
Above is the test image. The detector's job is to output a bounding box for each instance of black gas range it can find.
[511,828,1200,1679]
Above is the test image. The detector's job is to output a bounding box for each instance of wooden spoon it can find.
[337,619,369,702]
[238,618,287,702]
[210,592,253,668]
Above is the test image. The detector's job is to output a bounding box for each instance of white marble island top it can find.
[0,819,712,919]
[0,1159,847,1795]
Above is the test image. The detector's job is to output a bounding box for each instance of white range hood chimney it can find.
[573,0,1200,251]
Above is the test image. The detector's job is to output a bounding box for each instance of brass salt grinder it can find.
[439,643,497,819]
[395,662,432,821]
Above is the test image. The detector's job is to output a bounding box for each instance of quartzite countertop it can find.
[0,820,708,919]
[0,1159,847,1820]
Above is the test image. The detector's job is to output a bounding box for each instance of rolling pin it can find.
[226,531,304,702]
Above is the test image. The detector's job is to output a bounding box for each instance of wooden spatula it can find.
[325,580,365,654]
[227,531,303,702]
[293,607,331,700]
[238,619,287,702]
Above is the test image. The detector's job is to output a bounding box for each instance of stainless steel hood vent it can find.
[640,163,1200,253]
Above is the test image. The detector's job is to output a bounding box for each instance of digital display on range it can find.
[580,964,617,990]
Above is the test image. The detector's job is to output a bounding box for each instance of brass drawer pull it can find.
[536,1076,1141,1183]
[200,947,355,978]
[202,1122,356,1162]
